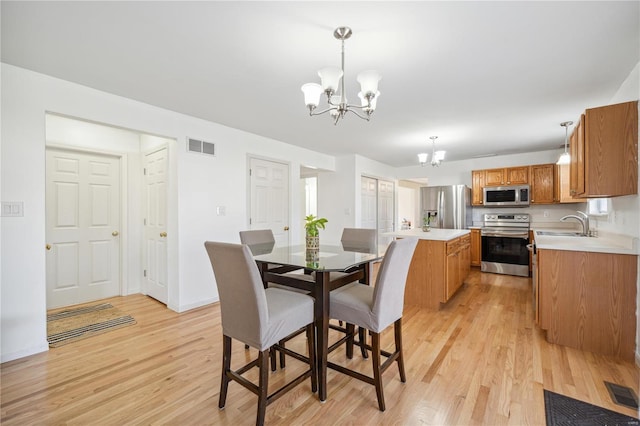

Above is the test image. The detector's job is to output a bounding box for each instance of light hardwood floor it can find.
[2,269,638,425]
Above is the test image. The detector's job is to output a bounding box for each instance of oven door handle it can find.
[481,230,529,238]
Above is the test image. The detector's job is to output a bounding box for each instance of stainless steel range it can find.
[481,213,530,277]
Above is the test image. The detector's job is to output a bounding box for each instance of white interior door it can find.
[46,148,121,309]
[249,158,290,246]
[361,176,395,245]
[361,176,377,229]
[143,147,168,304]
[378,179,395,235]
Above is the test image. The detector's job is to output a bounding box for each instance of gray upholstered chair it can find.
[204,241,317,426]
[239,229,311,366]
[340,227,377,251]
[327,237,418,411]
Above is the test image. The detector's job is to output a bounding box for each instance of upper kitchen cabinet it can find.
[570,101,638,198]
[471,170,485,206]
[484,166,529,187]
[530,164,555,204]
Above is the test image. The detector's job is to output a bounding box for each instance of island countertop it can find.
[382,228,470,241]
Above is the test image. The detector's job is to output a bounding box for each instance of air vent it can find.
[187,137,215,157]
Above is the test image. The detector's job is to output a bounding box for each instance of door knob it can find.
[112,231,119,236]
[160,232,167,237]
[284,226,289,231]
[46,244,51,251]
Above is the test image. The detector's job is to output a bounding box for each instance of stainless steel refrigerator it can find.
[420,185,472,229]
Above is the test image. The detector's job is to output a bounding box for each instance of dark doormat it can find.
[544,389,639,426]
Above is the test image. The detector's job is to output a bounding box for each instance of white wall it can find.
[317,154,398,244]
[0,64,335,362]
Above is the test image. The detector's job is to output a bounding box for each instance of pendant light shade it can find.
[557,121,574,165]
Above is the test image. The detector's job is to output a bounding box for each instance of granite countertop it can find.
[532,228,639,255]
[382,228,470,241]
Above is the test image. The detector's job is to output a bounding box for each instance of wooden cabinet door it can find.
[584,101,638,197]
[459,239,471,282]
[506,166,529,185]
[470,229,481,266]
[530,164,555,204]
[484,168,505,186]
[445,251,459,301]
[471,170,484,205]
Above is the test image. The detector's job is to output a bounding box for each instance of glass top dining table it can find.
[249,242,386,402]
[251,242,385,271]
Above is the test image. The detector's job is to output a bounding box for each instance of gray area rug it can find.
[544,389,639,426]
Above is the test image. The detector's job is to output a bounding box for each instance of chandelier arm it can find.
[346,108,371,121]
[309,107,338,117]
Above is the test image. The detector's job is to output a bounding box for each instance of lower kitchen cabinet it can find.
[537,248,637,360]
[405,235,471,310]
[470,229,481,266]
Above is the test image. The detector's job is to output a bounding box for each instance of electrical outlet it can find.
[543,210,550,218]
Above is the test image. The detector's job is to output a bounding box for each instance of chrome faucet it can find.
[560,210,590,235]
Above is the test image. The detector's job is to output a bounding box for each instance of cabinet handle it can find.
[112,231,119,237]
[46,244,51,251]
[160,232,167,237]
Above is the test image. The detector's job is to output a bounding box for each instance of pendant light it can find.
[556,121,573,165]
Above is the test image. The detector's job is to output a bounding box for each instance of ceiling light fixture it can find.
[556,121,573,165]
[301,27,381,125]
[418,136,446,167]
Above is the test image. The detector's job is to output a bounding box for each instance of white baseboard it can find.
[1,341,49,364]
[175,296,219,313]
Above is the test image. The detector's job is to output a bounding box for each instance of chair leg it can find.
[394,318,406,382]
[257,350,269,426]
[359,327,369,359]
[346,323,355,359]
[219,335,232,409]
[306,323,318,393]
[371,331,386,411]
[269,347,277,372]
[279,339,286,369]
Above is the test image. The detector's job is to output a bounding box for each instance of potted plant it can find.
[305,214,328,250]
[422,215,431,232]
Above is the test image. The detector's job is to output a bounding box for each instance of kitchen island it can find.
[384,228,471,310]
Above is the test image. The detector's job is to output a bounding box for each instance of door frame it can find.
[45,144,129,301]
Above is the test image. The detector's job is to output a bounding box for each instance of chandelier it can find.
[301,27,381,125]
[418,136,446,167]
[556,121,573,165]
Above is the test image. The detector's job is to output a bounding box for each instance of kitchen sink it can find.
[536,231,588,237]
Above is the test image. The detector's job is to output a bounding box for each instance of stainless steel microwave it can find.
[483,185,530,207]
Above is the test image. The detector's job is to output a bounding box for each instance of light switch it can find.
[1,202,23,217]
[216,206,226,216]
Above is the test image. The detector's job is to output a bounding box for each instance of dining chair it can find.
[329,227,377,357]
[239,229,308,291]
[327,237,418,411]
[239,229,311,366]
[204,241,317,426]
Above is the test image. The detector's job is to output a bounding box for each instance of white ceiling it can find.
[2,1,638,167]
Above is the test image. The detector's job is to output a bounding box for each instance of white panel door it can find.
[46,148,121,309]
[378,180,395,233]
[143,148,168,304]
[361,176,377,229]
[250,158,290,246]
